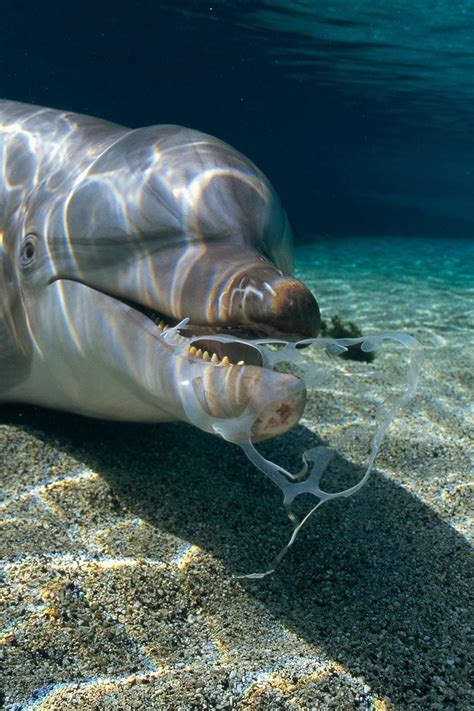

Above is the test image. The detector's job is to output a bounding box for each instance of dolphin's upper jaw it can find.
[136,273,319,368]
[129,250,321,345]
[141,268,321,349]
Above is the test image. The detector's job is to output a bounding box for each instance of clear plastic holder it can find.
[167,322,423,577]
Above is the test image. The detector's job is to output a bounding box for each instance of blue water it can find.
[295,236,474,341]
[3,1,474,239]
[295,236,473,470]
[242,1,474,136]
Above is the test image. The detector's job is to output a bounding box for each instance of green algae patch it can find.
[320,315,375,362]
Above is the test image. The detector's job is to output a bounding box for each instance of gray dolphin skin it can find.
[0,100,320,440]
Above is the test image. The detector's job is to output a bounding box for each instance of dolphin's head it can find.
[40,125,320,339]
[12,124,320,439]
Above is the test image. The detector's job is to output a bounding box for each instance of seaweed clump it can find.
[320,315,375,362]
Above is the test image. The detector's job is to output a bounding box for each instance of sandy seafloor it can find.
[1,236,472,710]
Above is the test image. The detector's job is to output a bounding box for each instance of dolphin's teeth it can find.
[158,320,166,330]
[162,324,169,331]
[185,346,242,367]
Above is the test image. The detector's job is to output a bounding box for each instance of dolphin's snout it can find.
[223,268,321,340]
[262,275,320,339]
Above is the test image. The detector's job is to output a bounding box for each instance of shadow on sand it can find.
[2,404,471,708]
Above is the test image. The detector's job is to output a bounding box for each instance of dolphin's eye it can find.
[20,235,37,266]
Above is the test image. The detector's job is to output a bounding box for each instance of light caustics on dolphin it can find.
[0,101,421,574]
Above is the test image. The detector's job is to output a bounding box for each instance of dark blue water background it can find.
[2,0,473,242]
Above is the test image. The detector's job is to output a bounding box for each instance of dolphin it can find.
[0,100,320,441]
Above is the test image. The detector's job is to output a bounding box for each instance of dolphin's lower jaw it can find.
[192,363,307,443]
[10,280,307,442]
[137,316,308,442]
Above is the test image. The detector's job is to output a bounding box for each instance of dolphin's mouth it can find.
[141,305,265,367]
[55,278,266,367]
[57,277,309,368]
